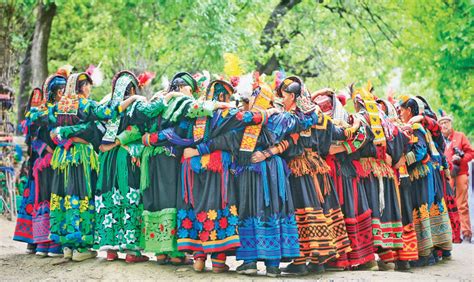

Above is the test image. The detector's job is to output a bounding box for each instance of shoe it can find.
[193,258,206,272]
[107,251,119,261]
[395,261,410,271]
[358,260,379,271]
[282,263,308,275]
[308,263,325,274]
[427,254,436,266]
[48,252,63,258]
[63,247,72,259]
[442,250,452,260]
[170,256,193,266]
[72,250,98,262]
[462,236,471,244]
[26,244,36,254]
[432,250,441,264]
[236,262,258,275]
[410,256,429,267]
[125,254,150,263]
[35,251,48,257]
[266,266,281,277]
[377,260,395,271]
[325,262,345,271]
[212,264,230,273]
[156,255,169,265]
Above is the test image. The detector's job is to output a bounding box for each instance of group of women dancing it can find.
[13,67,457,277]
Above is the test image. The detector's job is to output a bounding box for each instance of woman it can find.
[377,98,419,271]
[263,77,352,275]
[139,72,211,267]
[13,87,49,253]
[350,84,404,271]
[49,72,138,262]
[398,96,452,266]
[313,90,377,270]
[32,74,67,257]
[93,70,164,263]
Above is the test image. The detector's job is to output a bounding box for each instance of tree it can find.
[30,1,56,88]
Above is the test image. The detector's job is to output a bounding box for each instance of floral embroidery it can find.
[207,209,217,221]
[177,206,239,242]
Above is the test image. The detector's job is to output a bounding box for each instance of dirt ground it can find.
[1,217,473,281]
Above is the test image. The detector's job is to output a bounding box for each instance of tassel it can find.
[353,178,359,215]
[260,161,270,207]
[140,147,152,191]
[116,147,129,195]
[96,150,109,193]
[276,157,287,202]
[312,173,325,204]
[221,168,228,209]
[378,176,385,215]
[427,162,435,208]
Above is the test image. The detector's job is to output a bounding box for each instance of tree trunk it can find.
[0,3,16,85]
[16,38,33,126]
[256,0,302,74]
[30,2,56,88]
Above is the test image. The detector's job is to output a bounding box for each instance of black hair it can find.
[400,98,419,116]
[169,77,187,92]
[124,83,136,99]
[277,81,301,99]
[48,84,65,103]
[76,79,91,94]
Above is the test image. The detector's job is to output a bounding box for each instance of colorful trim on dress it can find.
[333,209,375,267]
[142,208,179,254]
[177,205,240,253]
[49,194,95,249]
[236,213,300,261]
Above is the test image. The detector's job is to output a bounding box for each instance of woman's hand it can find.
[183,148,200,159]
[394,155,406,169]
[329,144,346,155]
[408,115,423,125]
[99,142,117,152]
[251,151,266,163]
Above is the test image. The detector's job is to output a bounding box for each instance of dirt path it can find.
[1,217,473,281]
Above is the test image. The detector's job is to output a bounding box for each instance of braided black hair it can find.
[400,98,419,116]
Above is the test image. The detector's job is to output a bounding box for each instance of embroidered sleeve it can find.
[116,125,142,145]
[341,126,368,154]
[134,99,167,119]
[80,98,117,121]
[55,121,92,139]
[406,129,428,165]
[186,100,215,119]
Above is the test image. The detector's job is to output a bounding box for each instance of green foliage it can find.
[11,0,474,137]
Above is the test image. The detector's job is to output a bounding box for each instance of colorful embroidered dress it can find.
[13,88,45,246]
[350,85,403,264]
[140,94,215,257]
[49,73,117,251]
[31,77,66,254]
[282,112,352,265]
[314,92,375,268]
[93,71,167,252]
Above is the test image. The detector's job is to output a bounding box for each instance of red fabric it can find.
[444,131,474,176]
